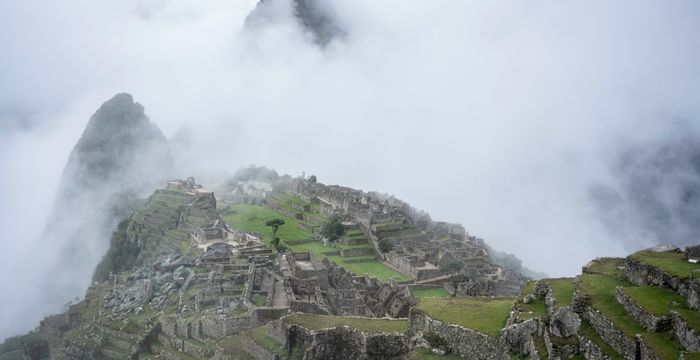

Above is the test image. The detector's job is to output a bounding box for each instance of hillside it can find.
[5,171,700,359]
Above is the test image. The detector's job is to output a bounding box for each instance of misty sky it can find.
[2,0,700,335]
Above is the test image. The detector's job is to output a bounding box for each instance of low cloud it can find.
[2,0,700,339]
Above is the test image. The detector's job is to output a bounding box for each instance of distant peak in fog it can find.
[245,0,346,46]
[62,92,171,194]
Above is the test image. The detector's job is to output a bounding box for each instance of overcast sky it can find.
[2,0,700,335]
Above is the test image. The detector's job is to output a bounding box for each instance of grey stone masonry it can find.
[614,287,671,332]
[408,308,509,360]
[583,306,637,360]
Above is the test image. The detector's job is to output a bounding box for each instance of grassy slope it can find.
[285,314,408,334]
[416,297,513,337]
[222,204,410,282]
[630,251,700,279]
[411,288,451,299]
[516,281,546,322]
[546,278,575,309]
[621,286,700,332]
[580,273,682,359]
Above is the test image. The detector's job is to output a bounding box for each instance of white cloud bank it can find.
[1,0,700,339]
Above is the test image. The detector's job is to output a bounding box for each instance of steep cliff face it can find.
[57,92,171,199]
[0,93,174,344]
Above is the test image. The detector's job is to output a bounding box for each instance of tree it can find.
[265,218,285,236]
[320,215,345,243]
[308,175,317,184]
[265,218,285,249]
[378,238,393,253]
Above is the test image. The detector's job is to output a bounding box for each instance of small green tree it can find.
[378,238,393,253]
[320,215,345,243]
[308,175,317,184]
[266,218,285,249]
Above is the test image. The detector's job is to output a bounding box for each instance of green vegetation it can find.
[630,251,700,279]
[533,336,548,359]
[515,281,546,322]
[222,204,313,242]
[411,287,451,299]
[320,215,345,243]
[255,294,267,307]
[325,256,410,282]
[584,258,626,279]
[248,326,286,356]
[285,314,408,334]
[222,203,410,282]
[578,321,623,360]
[93,219,140,281]
[416,297,513,336]
[545,278,575,309]
[621,286,700,332]
[0,350,24,360]
[378,238,393,253]
[580,273,682,359]
[217,335,255,360]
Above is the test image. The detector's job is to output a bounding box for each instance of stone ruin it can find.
[282,251,415,318]
[296,180,525,296]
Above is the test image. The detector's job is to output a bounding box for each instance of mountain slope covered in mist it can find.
[0,93,173,343]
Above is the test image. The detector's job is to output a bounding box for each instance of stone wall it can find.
[614,288,671,332]
[288,323,411,360]
[626,257,690,298]
[578,335,615,360]
[672,312,700,352]
[582,307,637,359]
[636,334,661,360]
[242,335,280,360]
[408,309,509,360]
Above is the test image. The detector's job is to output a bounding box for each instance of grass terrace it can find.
[584,257,626,279]
[248,326,286,357]
[222,204,411,282]
[411,287,451,299]
[579,273,683,359]
[545,278,575,309]
[221,204,313,242]
[284,314,408,334]
[630,250,700,279]
[578,320,623,360]
[620,286,700,332]
[416,297,513,337]
[515,281,546,322]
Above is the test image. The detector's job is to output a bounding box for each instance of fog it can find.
[2,0,700,340]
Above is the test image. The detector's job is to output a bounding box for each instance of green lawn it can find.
[326,256,411,282]
[546,278,575,309]
[580,274,682,359]
[221,204,410,282]
[621,286,700,332]
[584,258,626,279]
[285,314,408,334]
[416,297,513,337]
[411,287,451,299]
[515,281,546,322]
[222,204,313,242]
[216,335,255,360]
[255,294,267,307]
[630,251,700,279]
